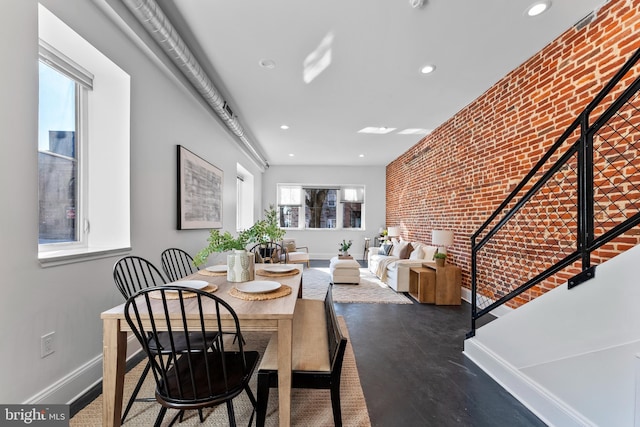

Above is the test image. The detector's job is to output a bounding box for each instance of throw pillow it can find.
[409,245,424,260]
[378,243,393,255]
[283,240,296,252]
[391,240,411,259]
[422,245,438,261]
[403,242,414,259]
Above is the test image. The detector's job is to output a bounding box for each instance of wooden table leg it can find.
[277,318,293,427]
[103,318,127,427]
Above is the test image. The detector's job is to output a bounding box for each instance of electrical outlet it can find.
[41,332,55,358]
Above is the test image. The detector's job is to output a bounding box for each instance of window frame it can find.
[276,183,365,230]
[37,44,90,253]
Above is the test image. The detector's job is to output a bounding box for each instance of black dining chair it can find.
[256,285,347,427]
[161,248,196,282]
[112,255,214,424]
[124,285,259,427]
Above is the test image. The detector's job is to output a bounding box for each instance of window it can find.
[340,187,363,228]
[305,188,337,228]
[38,45,90,247]
[38,5,130,265]
[236,163,254,230]
[277,184,364,229]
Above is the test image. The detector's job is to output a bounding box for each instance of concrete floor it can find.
[315,260,546,427]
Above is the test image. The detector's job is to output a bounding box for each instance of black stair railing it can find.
[468,48,640,338]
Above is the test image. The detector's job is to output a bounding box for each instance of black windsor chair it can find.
[124,286,259,427]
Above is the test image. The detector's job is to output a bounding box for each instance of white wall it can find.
[464,245,640,426]
[263,165,386,260]
[0,0,262,404]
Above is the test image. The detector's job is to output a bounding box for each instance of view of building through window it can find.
[38,62,79,244]
[277,184,364,229]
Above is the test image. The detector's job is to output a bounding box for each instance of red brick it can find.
[386,0,640,310]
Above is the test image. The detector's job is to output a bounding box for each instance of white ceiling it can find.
[155,0,607,167]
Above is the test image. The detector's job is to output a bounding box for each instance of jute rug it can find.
[302,268,413,304]
[70,317,370,426]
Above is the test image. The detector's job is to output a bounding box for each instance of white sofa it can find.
[368,241,438,292]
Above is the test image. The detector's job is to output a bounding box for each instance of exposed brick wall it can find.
[386,0,640,308]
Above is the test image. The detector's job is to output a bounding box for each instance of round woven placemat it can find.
[198,269,227,277]
[255,268,299,278]
[228,284,292,301]
[149,284,218,300]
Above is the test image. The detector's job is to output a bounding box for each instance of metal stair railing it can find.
[468,48,640,338]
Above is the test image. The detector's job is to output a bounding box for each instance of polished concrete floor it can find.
[313,260,546,427]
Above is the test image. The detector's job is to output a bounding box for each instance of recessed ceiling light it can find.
[288,153,294,157]
[280,125,289,130]
[359,154,365,158]
[526,1,551,17]
[358,127,397,134]
[420,64,436,75]
[259,59,276,69]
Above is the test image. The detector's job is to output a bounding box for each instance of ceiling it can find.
[153,0,607,167]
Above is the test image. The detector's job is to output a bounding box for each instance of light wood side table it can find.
[409,264,462,305]
[409,267,436,303]
[433,264,462,305]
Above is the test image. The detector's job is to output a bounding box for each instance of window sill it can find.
[39,246,131,268]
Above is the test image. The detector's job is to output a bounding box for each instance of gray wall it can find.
[263,165,386,260]
[0,0,263,403]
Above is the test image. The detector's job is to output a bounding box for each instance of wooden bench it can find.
[256,285,347,426]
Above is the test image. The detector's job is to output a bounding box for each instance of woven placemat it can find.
[198,269,227,277]
[228,284,292,301]
[255,269,299,278]
[149,284,218,300]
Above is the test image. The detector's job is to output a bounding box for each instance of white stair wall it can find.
[464,244,640,427]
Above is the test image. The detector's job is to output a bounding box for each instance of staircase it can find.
[464,48,640,426]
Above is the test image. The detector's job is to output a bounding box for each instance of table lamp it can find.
[386,226,400,239]
[432,230,454,255]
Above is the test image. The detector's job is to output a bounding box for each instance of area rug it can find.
[302,268,413,304]
[70,317,370,427]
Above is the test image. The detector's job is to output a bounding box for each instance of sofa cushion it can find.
[391,240,411,259]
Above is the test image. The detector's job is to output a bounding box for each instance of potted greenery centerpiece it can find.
[193,228,256,282]
[193,205,286,280]
[434,251,447,267]
[339,239,352,257]
[193,229,252,266]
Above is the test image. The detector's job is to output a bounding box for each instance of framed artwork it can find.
[177,145,223,229]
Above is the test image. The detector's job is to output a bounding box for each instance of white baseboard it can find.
[463,339,596,427]
[25,335,141,405]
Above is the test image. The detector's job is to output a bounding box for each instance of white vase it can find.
[227,250,255,282]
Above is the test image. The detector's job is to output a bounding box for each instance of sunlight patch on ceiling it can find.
[303,32,334,84]
[358,127,397,135]
[398,128,432,135]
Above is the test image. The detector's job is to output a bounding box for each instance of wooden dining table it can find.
[101,263,303,427]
